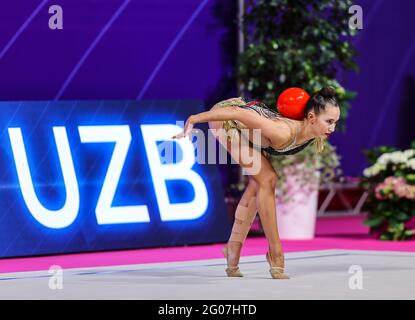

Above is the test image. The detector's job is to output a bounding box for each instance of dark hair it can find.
[303,86,339,119]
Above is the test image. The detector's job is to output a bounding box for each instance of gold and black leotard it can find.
[211,97,316,156]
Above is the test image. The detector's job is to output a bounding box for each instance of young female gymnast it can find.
[172,86,340,279]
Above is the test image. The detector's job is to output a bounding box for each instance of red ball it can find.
[277,87,310,120]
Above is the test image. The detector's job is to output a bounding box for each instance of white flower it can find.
[376,150,414,166]
[403,149,415,158]
[363,148,415,177]
[363,163,386,177]
[407,158,415,171]
[363,168,371,177]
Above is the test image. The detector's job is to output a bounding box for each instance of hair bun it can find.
[318,86,336,99]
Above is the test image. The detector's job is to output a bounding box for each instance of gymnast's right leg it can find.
[223,178,258,277]
[208,114,257,276]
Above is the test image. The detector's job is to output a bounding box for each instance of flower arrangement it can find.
[360,142,415,240]
[270,139,343,204]
[374,176,415,201]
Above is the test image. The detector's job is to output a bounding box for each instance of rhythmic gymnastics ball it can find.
[277,87,310,120]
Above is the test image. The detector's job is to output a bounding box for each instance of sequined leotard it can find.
[214,97,315,156]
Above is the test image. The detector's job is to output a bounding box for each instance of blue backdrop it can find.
[0,100,231,258]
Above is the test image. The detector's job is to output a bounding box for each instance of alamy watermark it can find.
[48,265,63,290]
[349,5,363,30]
[348,265,363,290]
[49,5,63,30]
[169,121,264,175]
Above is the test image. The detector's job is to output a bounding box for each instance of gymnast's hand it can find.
[171,115,196,140]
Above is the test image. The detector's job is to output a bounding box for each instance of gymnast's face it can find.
[309,104,340,138]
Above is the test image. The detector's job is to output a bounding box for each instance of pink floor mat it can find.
[1,215,414,273]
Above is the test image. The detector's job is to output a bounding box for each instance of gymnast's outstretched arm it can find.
[172,106,289,145]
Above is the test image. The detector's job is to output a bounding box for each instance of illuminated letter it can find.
[141,124,208,221]
[78,125,150,224]
[8,127,79,229]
